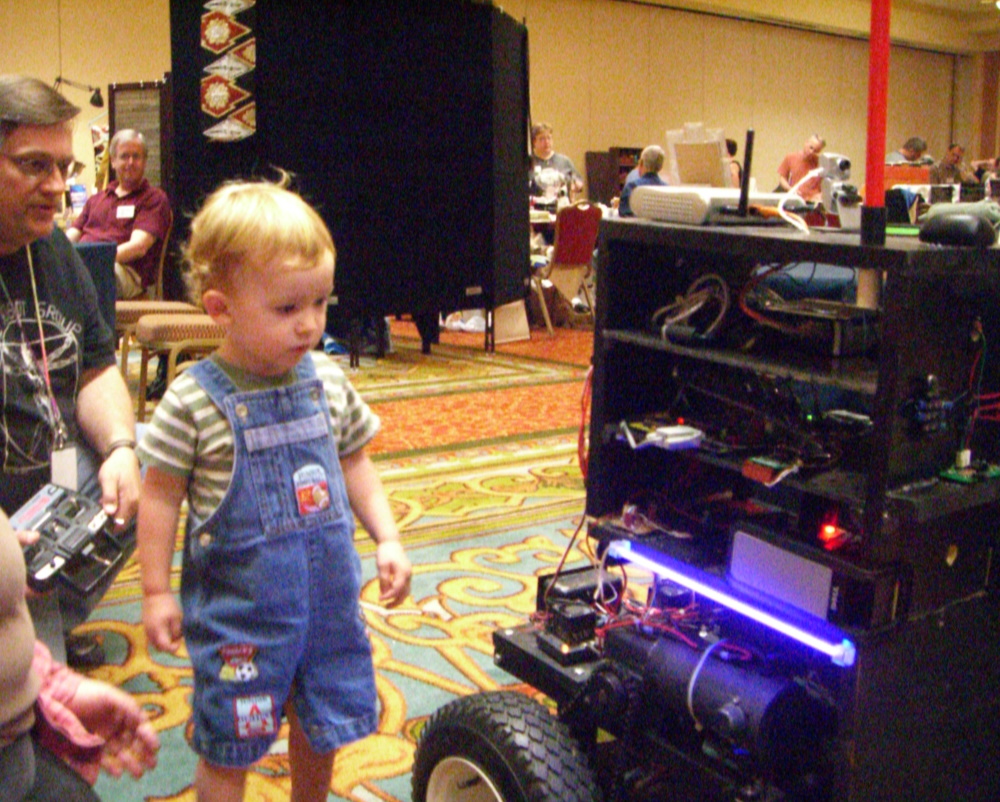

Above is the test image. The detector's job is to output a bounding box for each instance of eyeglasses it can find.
[1,153,75,182]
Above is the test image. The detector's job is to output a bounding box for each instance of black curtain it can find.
[170,0,528,325]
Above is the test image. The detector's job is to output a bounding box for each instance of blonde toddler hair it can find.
[183,174,335,303]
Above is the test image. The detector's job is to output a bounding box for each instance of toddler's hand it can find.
[142,591,184,653]
[376,540,411,607]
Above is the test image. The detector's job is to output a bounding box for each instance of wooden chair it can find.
[134,312,225,421]
[149,209,174,302]
[115,299,198,375]
[114,211,190,374]
[531,200,602,334]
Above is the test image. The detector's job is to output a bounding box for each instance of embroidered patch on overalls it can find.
[219,644,260,683]
[293,464,331,515]
[234,694,278,739]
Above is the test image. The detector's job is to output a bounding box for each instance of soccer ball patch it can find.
[219,643,260,683]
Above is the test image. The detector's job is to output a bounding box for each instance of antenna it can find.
[737,128,754,218]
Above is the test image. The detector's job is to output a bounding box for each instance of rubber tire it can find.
[412,690,604,802]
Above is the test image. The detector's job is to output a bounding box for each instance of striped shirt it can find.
[137,352,379,521]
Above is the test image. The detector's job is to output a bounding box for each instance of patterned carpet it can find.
[85,321,595,801]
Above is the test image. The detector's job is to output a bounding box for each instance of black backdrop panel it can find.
[171,0,528,319]
[169,1,259,230]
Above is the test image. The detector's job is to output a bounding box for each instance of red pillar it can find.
[862,0,891,245]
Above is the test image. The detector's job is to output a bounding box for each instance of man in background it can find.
[886,136,933,165]
[66,129,171,300]
[930,143,976,185]
[776,134,825,202]
[0,75,141,668]
[529,122,584,201]
[618,145,667,218]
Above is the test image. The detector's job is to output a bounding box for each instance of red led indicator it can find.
[820,524,840,542]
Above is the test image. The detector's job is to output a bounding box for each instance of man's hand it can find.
[14,529,43,598]
[98,446,141,528]
[14,528,39,548]
[75,364,139,528]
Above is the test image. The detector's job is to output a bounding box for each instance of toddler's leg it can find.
[287,703,336,802]
[195,758,247,802]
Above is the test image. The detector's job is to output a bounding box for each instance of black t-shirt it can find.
[0,229,116,512]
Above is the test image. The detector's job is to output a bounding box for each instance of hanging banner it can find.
[199,0,256,142]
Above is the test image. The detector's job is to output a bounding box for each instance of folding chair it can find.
[531,200,601,334]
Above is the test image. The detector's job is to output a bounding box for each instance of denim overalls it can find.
[181,356,377,768]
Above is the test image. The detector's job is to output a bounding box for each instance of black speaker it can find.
[171,0,529,327]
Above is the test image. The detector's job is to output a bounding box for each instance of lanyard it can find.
[0,245,69,448]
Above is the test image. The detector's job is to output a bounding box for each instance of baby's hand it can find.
[376,540,411,607]
[142,592,184,653]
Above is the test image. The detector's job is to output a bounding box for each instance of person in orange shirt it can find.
[777,134,826,202]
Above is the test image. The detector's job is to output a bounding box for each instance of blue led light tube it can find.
[606,539,857,667]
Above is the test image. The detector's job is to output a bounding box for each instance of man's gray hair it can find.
[903,136,927,153]
[640,145,666,174]
[0,75,79,150]
[109,129,147,159]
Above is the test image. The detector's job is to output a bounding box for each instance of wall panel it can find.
[514,0,965,195]
[0,0,979,203]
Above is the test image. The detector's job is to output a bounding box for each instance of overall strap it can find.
[294,351,318,381]
[185,357,240,411]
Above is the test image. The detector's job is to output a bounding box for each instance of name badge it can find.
[117,205,136,219]
[51,444,78,490]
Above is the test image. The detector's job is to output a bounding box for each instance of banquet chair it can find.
[531,200,602,334]
[134,312,225,421]
[114,211,194,374]
[115,300,198,375]
[149,209,174,302]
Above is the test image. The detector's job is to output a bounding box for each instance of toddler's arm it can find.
[137,466,187,653]
[341,448,411,606]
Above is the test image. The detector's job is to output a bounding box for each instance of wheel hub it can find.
[425,756,506,802]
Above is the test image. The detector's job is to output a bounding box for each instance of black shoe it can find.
[145,357,169,401]
[146,368,168,401]
[65,632,105,669]
[145,374,167,401]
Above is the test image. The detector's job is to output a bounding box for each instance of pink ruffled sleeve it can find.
[31,640,104,784]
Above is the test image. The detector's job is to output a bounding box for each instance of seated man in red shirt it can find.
[66,129,171,299]
[776,134,826,202]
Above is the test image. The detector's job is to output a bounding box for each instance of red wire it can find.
[737,265,814,336]
[968,348,982,390]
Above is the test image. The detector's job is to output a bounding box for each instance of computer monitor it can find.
[666,123,729,187]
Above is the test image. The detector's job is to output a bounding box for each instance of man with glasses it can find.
[66,129,170,300]
[0,75,140,668]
